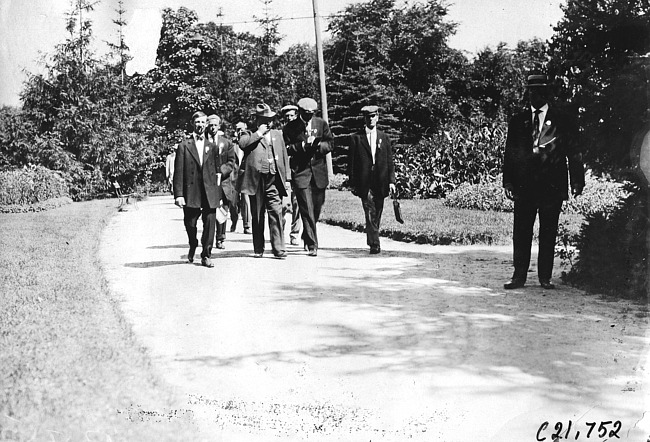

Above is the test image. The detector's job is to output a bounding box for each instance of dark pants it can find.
[249,173,285,255]
[282,191,301,240]
[183,206,216,259]
[295,184,326,250]
[226,192,251,232]
[361,189,385,248]
[512,199,563,282]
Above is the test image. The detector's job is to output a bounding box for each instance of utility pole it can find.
[312,0,333,177]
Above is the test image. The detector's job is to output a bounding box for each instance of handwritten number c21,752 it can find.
[536,420,622,440]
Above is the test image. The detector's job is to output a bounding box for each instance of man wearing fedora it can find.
[502,72,585,289]
[348,105,396,255]
[206,114,237,250]
[174,111,228,268]
[282,97,334,256]
[280,104,302,246]
[237,103,291,259]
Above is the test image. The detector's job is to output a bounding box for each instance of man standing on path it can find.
[502,73,585,289]
[206,114,237,250]
[280,104,302,246]
[347,105,396,255]
[173,111,224,268]
[282,97,334,256]
[237,103,291,259]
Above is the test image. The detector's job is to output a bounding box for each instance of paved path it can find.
[100,195,649,441]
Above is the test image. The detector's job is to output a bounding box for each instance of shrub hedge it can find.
[0,165,69,205]
[443,171,631,217]
[564,188,648,300]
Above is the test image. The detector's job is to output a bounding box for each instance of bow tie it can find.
[196,135,204,141]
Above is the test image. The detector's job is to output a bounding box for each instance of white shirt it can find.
[193,133,205,166]
[531,103,549,135]
[365,126,377,163]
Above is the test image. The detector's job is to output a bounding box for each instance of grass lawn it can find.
[321,189,584,246]
[0,199,196,440]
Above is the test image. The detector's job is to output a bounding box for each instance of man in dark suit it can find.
[280,104,302,246]
[174,111,232,268]
[237,103,292,259]
[502,73,585,289]
[206,114,237,250]
[282,97,334,256]
[347,105,396,254]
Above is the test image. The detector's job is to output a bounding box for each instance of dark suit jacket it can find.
[237,129,291,196]
[282,116,333,189]
[210,135,238,203]
[173,136,223,209]
[503,106,585,202]
[348,128,396,199]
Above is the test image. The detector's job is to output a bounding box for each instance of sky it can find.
[0,0,565,107]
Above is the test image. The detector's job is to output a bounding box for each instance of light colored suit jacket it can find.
[237,129,291,196]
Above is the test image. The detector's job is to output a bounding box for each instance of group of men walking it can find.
[172,72,585,290]
[172,96,396,266]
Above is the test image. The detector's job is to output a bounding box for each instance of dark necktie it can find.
[532,109,541,141]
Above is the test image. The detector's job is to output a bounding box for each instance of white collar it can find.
[530,103,549,114]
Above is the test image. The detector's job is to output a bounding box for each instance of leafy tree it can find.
[325,0,464,144]
[469,39,550,121]
[549,0,650,174]
[15,0,157,197]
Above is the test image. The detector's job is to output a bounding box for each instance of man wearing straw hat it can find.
[502,72,585,290]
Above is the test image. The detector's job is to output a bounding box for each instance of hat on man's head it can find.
[526,74,549,88]
[207,114,221,124]
[281,104,298,114]
[297,97,318,112]
[253,103,276,118]
[235,122,247,131]
[361,105,379,116]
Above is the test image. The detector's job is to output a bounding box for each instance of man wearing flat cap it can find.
[173,111,225,268]
[280,104,302,245]
[348,105,396,254]
[206,114,237,250]
[502,72,585,290]
[282,97,334,256]
[238,103,291,258]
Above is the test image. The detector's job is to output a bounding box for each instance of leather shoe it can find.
[254,252,263,258]
[290,237,299,246]
[504,279,525,289]
[540,280,555,289]
[216,241,225,249]
[244,228,252,234]
[229,225,236,233]
[201,257,214,268]
[370,246,381,255]
[307,247,317,257]
[188,246,196,263]
[274,251,287,259]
